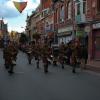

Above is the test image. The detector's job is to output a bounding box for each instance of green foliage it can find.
[19,33,28,43]
[32,33,40,41]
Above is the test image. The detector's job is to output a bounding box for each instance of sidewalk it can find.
[86,60,100,73]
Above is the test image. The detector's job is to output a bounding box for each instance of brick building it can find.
[86,0,100,72]
[40,0,54,44]
[26,6,42,41]
[26,0,54,44]
[54,0,74,44]
[0,19,8,38]
[26,0,100,72]
[0,19,9,47]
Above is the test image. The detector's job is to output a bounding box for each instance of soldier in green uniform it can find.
[7,42,18,74]
[3,47,11,69]
[70,40,81,73]
[41,43,49,73]
[59,42,65,69]
[26,43,33,64]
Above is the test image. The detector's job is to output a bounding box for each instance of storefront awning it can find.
[57,32,72,37]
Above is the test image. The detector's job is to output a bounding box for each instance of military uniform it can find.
[7,43,18,74]
[3,47,11,69]
[41,44,49,73]
[59,42,65,69]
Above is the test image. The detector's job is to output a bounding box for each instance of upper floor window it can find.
[76,2,80,15]
[75,0,87,15]
[83,0,86,14]
[55,9,59,23]
[60,5,64,22]
[97,0,100,13]
[67,1,72,19]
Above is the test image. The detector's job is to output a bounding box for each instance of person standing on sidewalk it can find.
[26,43,33,64]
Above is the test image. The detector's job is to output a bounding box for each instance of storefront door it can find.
[95,37,100,60]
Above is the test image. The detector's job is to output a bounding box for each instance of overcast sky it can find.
[0,0,40,32]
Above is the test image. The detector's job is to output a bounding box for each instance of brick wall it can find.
[86,0,100,21]
[41,0,52,9]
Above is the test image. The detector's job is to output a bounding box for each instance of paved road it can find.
[0,49,100,100]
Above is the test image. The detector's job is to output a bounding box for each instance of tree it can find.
[32,33,40,42]
[19,33,28,44]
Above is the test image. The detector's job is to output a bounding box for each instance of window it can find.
[97,0,100,13]
[55,9,58,23]
[44,9,49,16]
[77,3,80,15]
[60,5,64,22]
[67,1,72,19]
[83,0,86,14]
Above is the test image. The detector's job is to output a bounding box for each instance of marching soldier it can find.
[70,39,81,73]
[59,42,65,69]
[41,43,49,73]
[3,47,10,69]
[34,43,41,69]
[26,43,33,64]
[7,42,18,74]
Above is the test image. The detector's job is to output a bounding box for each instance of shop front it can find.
[92,23,100,60]
[94,33,100,60]
[58,26,73,45]
[86,23,100,72]
[76,24,88,46]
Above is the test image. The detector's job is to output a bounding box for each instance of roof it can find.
[0,20,4,23]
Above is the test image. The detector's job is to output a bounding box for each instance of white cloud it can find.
[6,0,15,9]
[25,0,40,11]
[8,25,26,33]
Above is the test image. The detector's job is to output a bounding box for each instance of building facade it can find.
[26,0,54,44]
[0,19,9,47]
[86,0,100,71]
[25,0,100,71]
[55,0,73,45]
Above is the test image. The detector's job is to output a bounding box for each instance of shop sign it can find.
[93,23,100,29]
[58,26,73,33]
